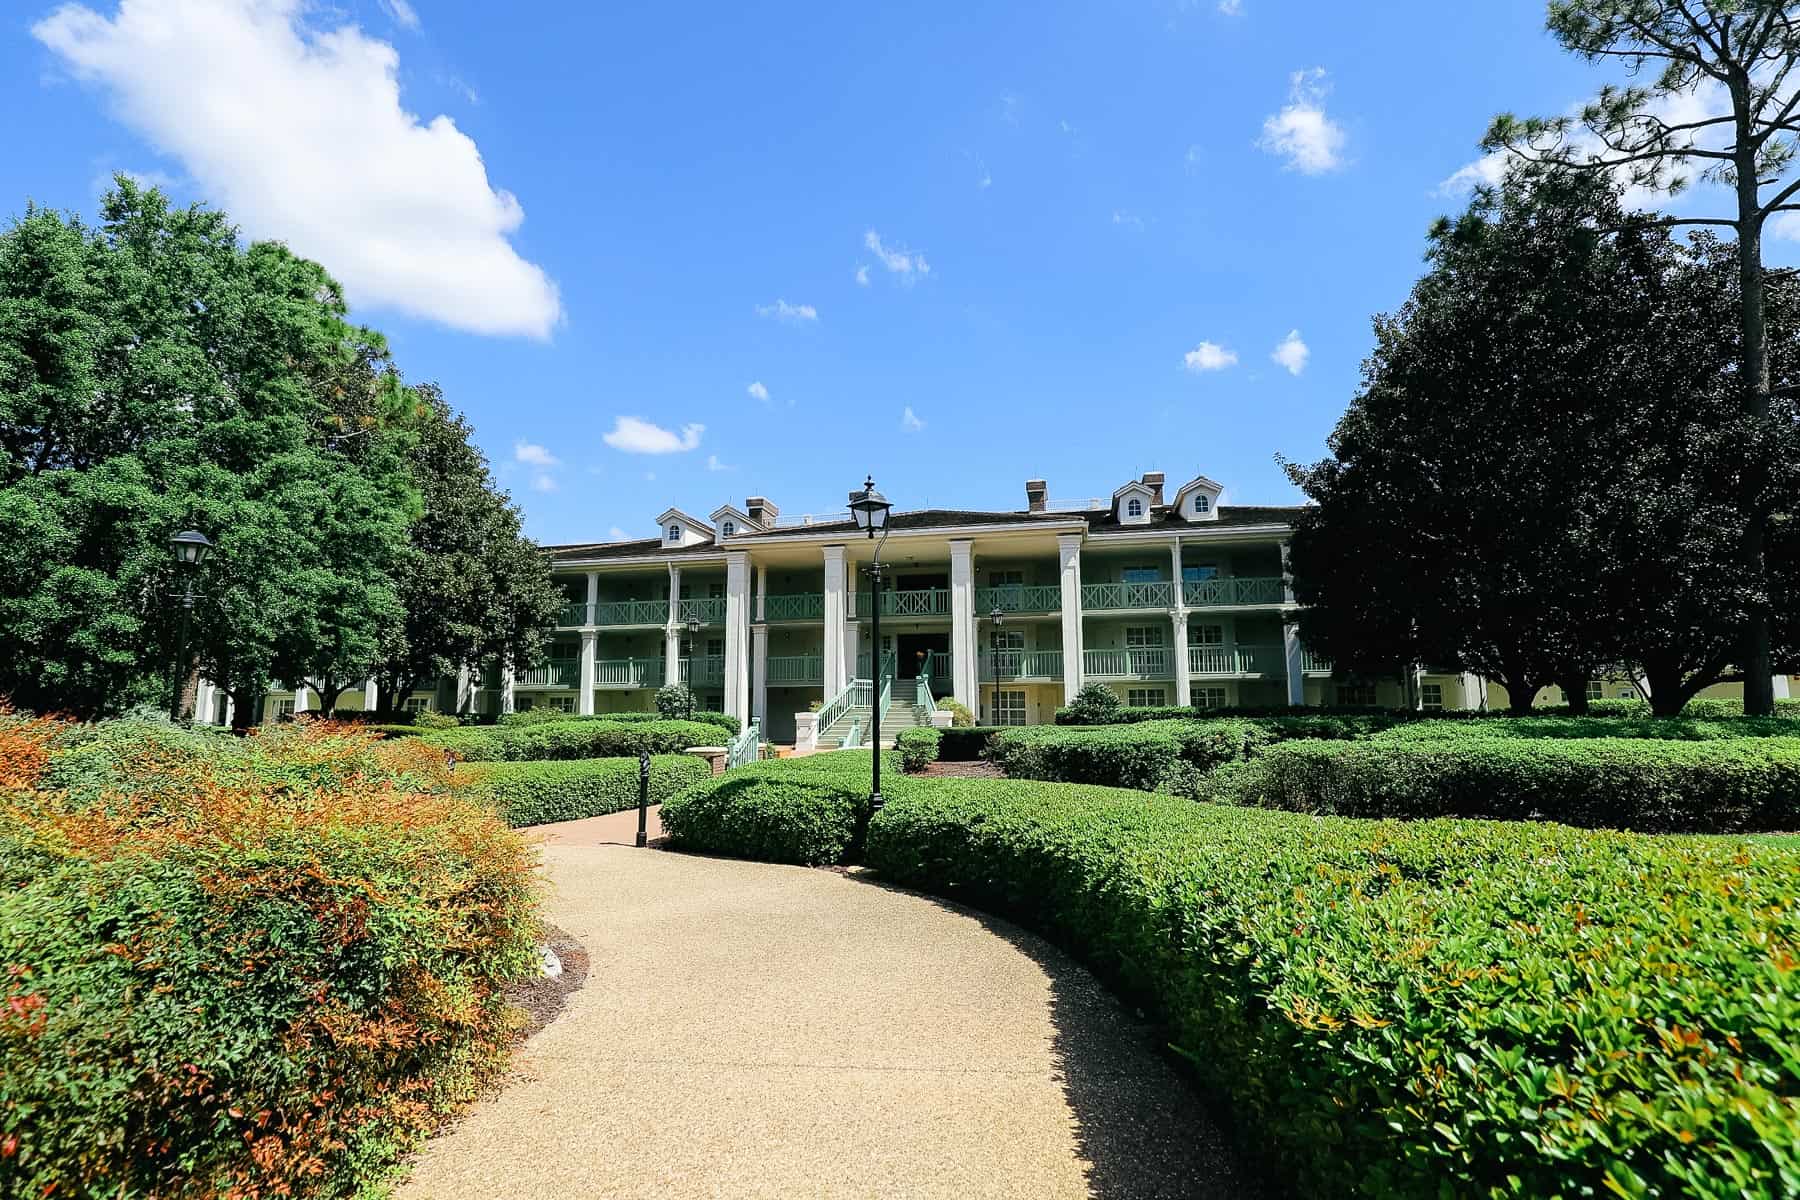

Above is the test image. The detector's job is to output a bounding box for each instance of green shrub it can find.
[423,718,722,762]
[986,719,1268,793]
[938,725,1010,761]
[461,754,710,826]
[895,727,942,772]
[1371,715,1800,743]
[1054,702,1416,725]
[864,784,1800,1199]
[655,682,697,720]
[1212,735,1800,832]
[412,710,461,729]
[497,708,740,735]
[2,715,538,1199]
[659,752,897,865]
[940,698,976,727]
[1062,681,1122,724]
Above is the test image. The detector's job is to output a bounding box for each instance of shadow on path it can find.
[844,872,1266,1200]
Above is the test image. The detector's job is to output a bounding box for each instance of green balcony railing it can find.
[1190,644,1283,676]
[854,651,901,680]
[1081,580,1176,611]
[975,584,1062,614]
[679,655,725,686]
[517,661,579,688]
[981,649,1064,681]
[1302,648,1332,674]
[851,588,952,618]
[593,599,670,626]
[556,601,591,627]
[765,654,823,685]
[762,592,824,621]
[594,658,663,688]
[675,596,727,625]
[1082,647,1174,679]
[1183,576,1286,607]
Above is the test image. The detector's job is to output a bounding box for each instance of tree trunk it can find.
[229,686,258,733]
[313,679,347,716]
[1737,136,1776,715]
[1558,674,1590,716]
[1502,674,1537,716]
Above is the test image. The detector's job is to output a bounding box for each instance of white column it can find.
[293,682,309,714]
[752,622,769,728]
[585,570,599,624]
[822,545,847,696]
[1172,612,1191,708]
[845,621,861,685]
[195,679,215,724]
[665,565,683,687]
[1775,675,1793,701]
[1461,672,1486,711]
[756,564,768,622]
[949,539,977,708]
[724,551,751,722]
[1283,623,1305,706]
[500,667,515,714]
[1058,534,1084,703]
[455,666,472,715]
[1279,539,1296,603]
[362,677,379,713]
[578,629,597,715]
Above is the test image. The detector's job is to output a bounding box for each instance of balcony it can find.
[766,654,823,685]
[763,592,824,621]
[678,655,725,687]
[674,597,727,625]
[556,601,591,627]
[593,599,669,626]
[1081,580,1176,611]
[980,649,1064,681]
[1191,644,1283,677]
[595,658,663,689]
[1302,649,1332,674]
[517,661,578,688]
[1183,576,1285,607]
[975,584,1061,614]
[1083,647,1174,679]
[850,588,952,618]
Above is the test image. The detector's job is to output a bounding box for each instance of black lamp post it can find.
[168,530,214,721]
[987,604,1005,724]
[684,613,702,714]
[849,475,893,810]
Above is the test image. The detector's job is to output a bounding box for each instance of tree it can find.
[369,386,560,717]
[1485,0,1800,713]
[1289,173,1789,715]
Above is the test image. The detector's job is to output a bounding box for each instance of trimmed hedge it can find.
[422,718,723,762]
[864,783,1800,1199]
[986,719,1268,792]
[2,715,539,1198]
[1370,715,1800,743]
[659,751,897,865]
[937,725,1010,761]
[1211,735,1800,832]
[499,708,740,735]
[895,727,942,772]
[460,754,709,827]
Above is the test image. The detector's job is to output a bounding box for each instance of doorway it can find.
[895,632,950,679]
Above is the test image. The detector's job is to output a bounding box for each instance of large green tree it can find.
[1487,0,1800,712]
[1290,173,1795,715]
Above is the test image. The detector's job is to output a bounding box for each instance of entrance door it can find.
[895,632,949,679]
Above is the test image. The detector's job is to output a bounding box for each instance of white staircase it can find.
[814,700,932,750]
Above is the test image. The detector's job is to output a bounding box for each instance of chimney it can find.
[745,496,779,527]
[1141,472,1166,507]
[1025,479,1048,513]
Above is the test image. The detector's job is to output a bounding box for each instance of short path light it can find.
[168,530,214,721]
[849,476,894,810]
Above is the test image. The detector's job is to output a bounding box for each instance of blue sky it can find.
[2,1,1654,543]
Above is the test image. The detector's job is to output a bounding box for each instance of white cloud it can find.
[1184,144,1202,172]
[755,298,818,322]
[1271,329,1310,375]
[854,264,870,287]
[34,0,562,338]
[514,440,559,467]
[1258,67,1347,174]
[602,416,704,455]
[376,0,419,29]
[608,525,629,540]
[1112,209,1145,231]
[529,472,556,492]
[1184,341,1239,372]
[901,406,925,432]
[1218,0,1242,13]
[706,453,729,471]
[747,381,770,402]
[863,230,930,281]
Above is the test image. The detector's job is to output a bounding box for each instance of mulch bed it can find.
[916,760,1004,779]
[506,922,589,1043]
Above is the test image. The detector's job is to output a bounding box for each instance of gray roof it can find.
[1083,504,1302,533]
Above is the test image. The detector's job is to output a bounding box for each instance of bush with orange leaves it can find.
[0,713,540,1199]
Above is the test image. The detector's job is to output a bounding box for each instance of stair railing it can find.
[726,720,760,770]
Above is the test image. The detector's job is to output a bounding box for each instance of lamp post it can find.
[849,475,893,810]
[684,613,702,714]
[987,604,1005,724]
[168,530,214,721]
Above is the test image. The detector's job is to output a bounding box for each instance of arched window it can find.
[1194,494,1211,515]
[1126,497,1144,518]
[721,520,736,537]
[666,523,681,543]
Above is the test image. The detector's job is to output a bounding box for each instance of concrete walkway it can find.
[399,808,1256,1200]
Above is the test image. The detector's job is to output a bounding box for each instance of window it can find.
[994,690,1028,726]
[271,698,295,719]
[1585,681,1605,702]
[1125,626,1165,648]
[706,638,725,657]
[989,629,1025,651]
[548,695,575,714]
[1192,686,1227,710]
[1337,682,1379,707]
[1182,564,1219,582]
[1191,623,1224,645]
[1193,494,1211,515]
[666,524,681,543]
[721,520,735,537]
[989,569,1025,587]
[1122,566,1161,584]
[1617,686,1637,699]
[1127,688,1167,707]
[1125,497,1144,518]
[1420,683,1444,711]
[404,696,431,715]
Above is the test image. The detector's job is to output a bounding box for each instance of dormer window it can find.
[721,520,736,537]
[666,524,680,543]
[1193,495,1210,515]
[1126,498,1144,519]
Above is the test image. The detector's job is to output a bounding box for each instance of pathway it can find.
[399,808,1257,1199]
